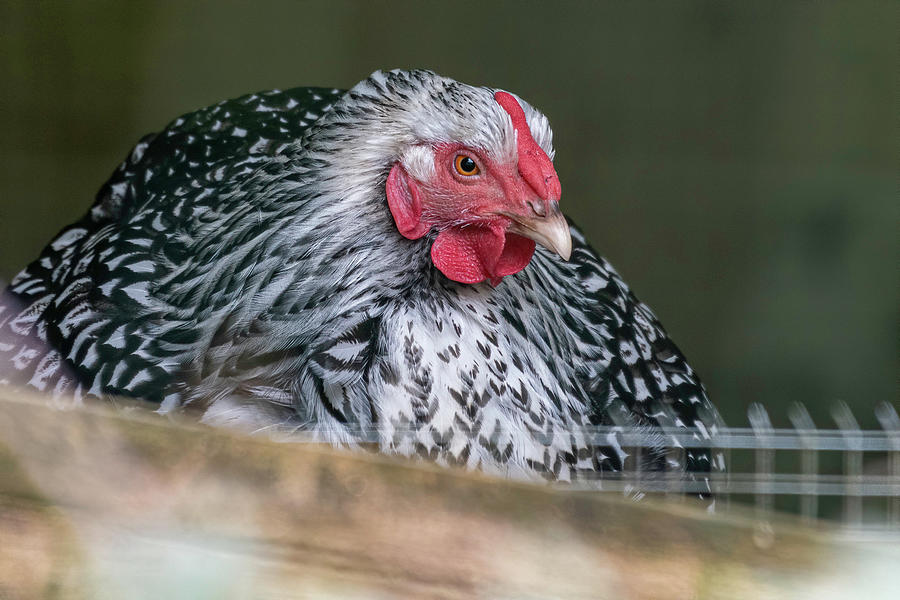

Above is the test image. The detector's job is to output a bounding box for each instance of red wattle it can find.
[431,223,536,286]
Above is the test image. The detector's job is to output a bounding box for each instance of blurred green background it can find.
[0,1,895,427]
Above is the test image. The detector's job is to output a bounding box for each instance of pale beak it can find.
[505,202,573,261]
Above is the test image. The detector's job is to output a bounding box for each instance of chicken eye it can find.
[454,154,480,176]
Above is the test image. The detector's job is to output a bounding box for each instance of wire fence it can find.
[284,399,900,539]
[567,400,900,540]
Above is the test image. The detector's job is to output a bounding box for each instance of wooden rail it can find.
[0,390,896,599]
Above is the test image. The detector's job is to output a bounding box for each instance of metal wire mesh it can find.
[285,400,900,538]
[570,400,900,540]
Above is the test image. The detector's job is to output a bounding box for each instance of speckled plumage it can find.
[0,70,721,490]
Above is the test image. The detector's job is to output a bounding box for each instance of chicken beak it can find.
[506,202,572,261]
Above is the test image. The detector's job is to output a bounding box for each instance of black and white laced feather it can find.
[0,70,722,493]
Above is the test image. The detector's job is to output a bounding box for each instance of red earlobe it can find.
[386,163,429,239]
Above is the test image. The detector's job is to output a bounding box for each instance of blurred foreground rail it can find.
[0,390,897,599]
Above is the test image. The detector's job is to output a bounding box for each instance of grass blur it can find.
[0,0,895,429]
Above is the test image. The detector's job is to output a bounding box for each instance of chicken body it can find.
[0,70,720,486]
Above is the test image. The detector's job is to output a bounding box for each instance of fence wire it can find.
[284,399,900,538]
[575,400,900,539]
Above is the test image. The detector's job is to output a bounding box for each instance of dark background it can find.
[1,1,895,428]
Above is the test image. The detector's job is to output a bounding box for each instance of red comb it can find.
[494,91,561,202]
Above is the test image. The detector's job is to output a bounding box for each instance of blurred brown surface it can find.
[1,390,896,599]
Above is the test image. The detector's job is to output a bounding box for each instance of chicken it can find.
[0,70,720,488]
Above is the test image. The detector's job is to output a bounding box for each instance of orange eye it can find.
[454,154,480,176]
